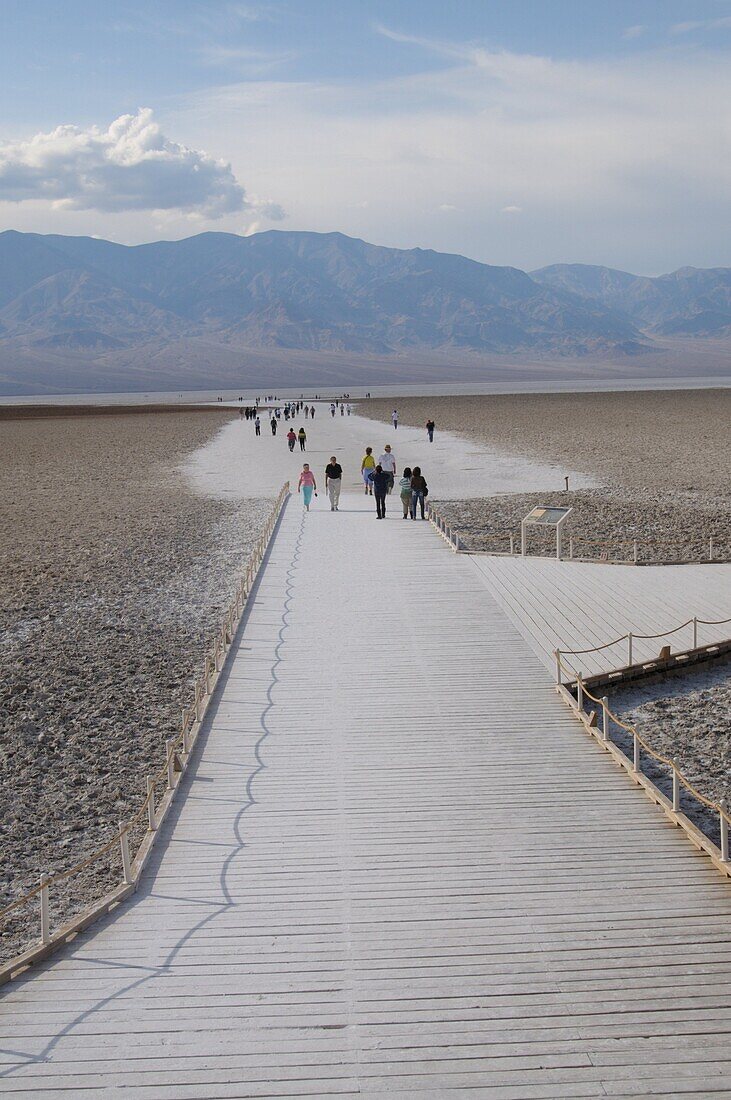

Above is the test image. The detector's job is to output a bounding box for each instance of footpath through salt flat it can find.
[1,422,731,1096]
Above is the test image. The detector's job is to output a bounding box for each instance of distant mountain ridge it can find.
[0,229,642,358]
[531,263,731,336]
[0,229,728,394]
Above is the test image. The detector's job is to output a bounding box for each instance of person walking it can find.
[298,426,307,451]
[310,405,316,419]
[330,402,336,418]
[270,416,278,436]
[346,403,352,416]
[361,447,376,494]
[369,464,390,519]
[426,418,435,443]
[298,464,317,511]
[287,427,297,452]
[254,415,261,436]
[399,467,413,519]
[391,408,399,430]
[410,466,428,520]
[378,444,396,494]
[304,405,309,419]
[325,456,343,511]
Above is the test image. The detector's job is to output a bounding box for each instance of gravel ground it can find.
[432,488,730,561]
[0,409,271,963]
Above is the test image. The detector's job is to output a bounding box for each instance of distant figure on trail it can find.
[330,403,336,418]
[254,416,261,436]
[378,444,396,494]
[410,466,428,520]
[392,409,399,430]
[426,419,435,443]
[340,404,345,416]
[287,428,297,452]
[298,426,307,451]
[361,447,376,495]
[347,403,352,415]
[304,405,309,419]
[325,456,343,511]
[270,417,278,436]
[399,467,413,519]
[298,464,317,511]
[369,465,390,519]
[310,405,316,419]
[239,407,244,418]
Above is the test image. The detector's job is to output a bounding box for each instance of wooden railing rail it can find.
[0,481,290,983]
[554,649,730,878]
[555,613,731,683]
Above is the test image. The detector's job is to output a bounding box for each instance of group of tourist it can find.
[297,442,428,521]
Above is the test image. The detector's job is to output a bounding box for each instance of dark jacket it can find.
[369,469,391,495]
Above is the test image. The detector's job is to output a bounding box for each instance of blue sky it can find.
[1,0,730,272]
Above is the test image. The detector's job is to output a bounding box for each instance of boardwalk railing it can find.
[555,613,731,684]
[554,648,731,880]
[0,481,290,986]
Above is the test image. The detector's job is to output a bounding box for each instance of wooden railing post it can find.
[709,537,714,561]
[601,697,610,742]
[119,824,132,885]
[576,671,583,711]
[147,776,156,831]
[40,874,50,945]
[633,732,640,774]
[509,534,514,555]
[720,801,729,863]
[693,616,698,649]
[554,651,562,686]
[628,632,633,667]
[166,740,175,790]
[633,540,638,563]
[672,760,680,812]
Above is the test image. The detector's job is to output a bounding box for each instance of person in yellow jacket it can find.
[360,447,376,495]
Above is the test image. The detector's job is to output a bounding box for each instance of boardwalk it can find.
[1,489,731,1097]
[469,555,731,677]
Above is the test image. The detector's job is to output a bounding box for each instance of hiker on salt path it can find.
[361,447,376,494]
[369,465,390,520]
[399,467,413,519]
[287,428,297,452]
[254,416,261,436]
[391,409,399,429]
[426,419,435,443]
[310,405,316,419]
[270,417,278,436]
[304,405,309,419]
[378,444,396,495]
[410,466,428,520]
[325,456,343,511]
[298,426,307,452]
[298,464,317,511]
[330,403,336,418]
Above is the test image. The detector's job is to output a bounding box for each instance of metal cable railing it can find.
[0,481,290,972]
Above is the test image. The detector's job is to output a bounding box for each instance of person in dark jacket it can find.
[368,464,391,519]
[410,466,428,519]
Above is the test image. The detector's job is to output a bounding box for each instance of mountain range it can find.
[0,229,729,394]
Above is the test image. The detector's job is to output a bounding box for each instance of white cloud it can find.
[438,203,458,211]
[169,35,731,271]
[622,25,646,39]
[670,16,731,34]
[0,108,284,220]
[200,45,296,73]
[501,205,522,215]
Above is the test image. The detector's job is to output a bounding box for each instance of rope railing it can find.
[556,613,731,682]
[554,650,731,873]
[0,481,291,974]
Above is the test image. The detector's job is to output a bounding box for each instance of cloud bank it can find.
[0,108,281,220]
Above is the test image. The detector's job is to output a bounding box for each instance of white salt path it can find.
[183,402,596,500]
[1,488,731,1098]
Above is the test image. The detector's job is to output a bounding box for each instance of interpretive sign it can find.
[521,505,573,559]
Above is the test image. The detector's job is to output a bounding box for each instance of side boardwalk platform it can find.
[1,492,730,1098]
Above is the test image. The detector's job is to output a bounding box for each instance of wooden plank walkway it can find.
[468,555,731,677]
[1,492,731,1097]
